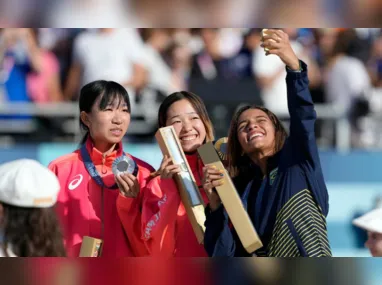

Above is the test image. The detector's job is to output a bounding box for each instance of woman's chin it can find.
[247,144,263,153]
[181,143,200,153]
[105,136,123,144]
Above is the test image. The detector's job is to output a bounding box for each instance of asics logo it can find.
[68,174,83,190]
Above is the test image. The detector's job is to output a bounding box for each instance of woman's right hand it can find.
[158,155,182,179]
[116,173,140,198]
[202,165,224,211]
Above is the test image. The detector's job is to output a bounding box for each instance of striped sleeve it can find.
[267,189,332,257]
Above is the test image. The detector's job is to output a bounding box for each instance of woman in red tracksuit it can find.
[118,91,219,257]
[49,80,154,257]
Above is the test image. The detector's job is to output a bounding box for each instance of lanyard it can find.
[80,144,123,190]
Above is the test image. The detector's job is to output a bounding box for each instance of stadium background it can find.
[1,28,382,257]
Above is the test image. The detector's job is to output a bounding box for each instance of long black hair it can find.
[79,80,131,144]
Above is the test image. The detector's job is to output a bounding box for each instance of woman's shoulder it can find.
[48,150,81,170]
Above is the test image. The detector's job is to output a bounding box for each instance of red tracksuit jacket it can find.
[117,152,209,257]
[48,137,154,257]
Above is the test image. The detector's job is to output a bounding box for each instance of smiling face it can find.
[165,99,207,153]
[81,97,131,148]
[236,108,276,155]
[365,231,382,257]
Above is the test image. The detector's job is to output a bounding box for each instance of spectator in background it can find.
[253,28,321,117]
[353,208,382,257]
[140,29,183,95]
[168,42,192,90]
[368,33,382,87]
[166,29,201,89]
[64,29,147,111]
[37,28,84,92]
[24,29,65,142]
[0,159,65,257]
[26,28,63,103]
[135,29,186,125]
[313,29,339,68]
[190,29,223,80]
[190,28,244,80]
[0,28,41,109]
[324,29,372,148]
[235,29,262,79]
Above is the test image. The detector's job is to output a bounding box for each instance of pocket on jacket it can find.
[286,218,308,257]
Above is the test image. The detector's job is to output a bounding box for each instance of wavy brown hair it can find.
[1,203,66,257]
[227,105,288,177]
[158,91,214,143]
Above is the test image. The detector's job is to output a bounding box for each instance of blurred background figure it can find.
[353,208,382,257]
[26,29,63,104]
[0,28,43,143]
[0,28,41,123]
[64,28,147,106]
[324,29,372,148]
[0,0,381,27]
[2,27,382,147]
[0,159,65,257]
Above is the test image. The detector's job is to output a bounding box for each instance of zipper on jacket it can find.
[101,154,107,174]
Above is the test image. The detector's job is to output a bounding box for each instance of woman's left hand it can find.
[261,29,300,71]
[115,173,140,198]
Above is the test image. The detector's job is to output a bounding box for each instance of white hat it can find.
[352,208,382,234]
[0,159,60,208]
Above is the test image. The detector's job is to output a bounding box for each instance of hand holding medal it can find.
[113,156,139,198]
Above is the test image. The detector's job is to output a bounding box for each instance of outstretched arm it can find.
[262,30,329,217]
[262,29,319,167]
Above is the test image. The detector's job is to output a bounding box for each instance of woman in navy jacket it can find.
[202,29,331,257]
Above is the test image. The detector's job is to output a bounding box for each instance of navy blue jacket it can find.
[204,61,332,257]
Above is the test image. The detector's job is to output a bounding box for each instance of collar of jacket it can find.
[85,136,124,168]
[249,150,281,178]
[185,151,203,170]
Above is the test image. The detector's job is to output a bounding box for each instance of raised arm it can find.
[262,29,320,167]
[262,30,328,217]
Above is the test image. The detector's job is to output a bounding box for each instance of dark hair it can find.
[140,28,172,42]
[158,91,214,143]
[227,105,287,177]
[79,80,131,144]
[331,29,358,57]
[1,203,66,257]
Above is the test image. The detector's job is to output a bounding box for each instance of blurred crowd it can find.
[1,28,382,147]
[1,0,381,27]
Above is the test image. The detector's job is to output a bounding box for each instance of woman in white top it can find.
[0,159,65,257]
